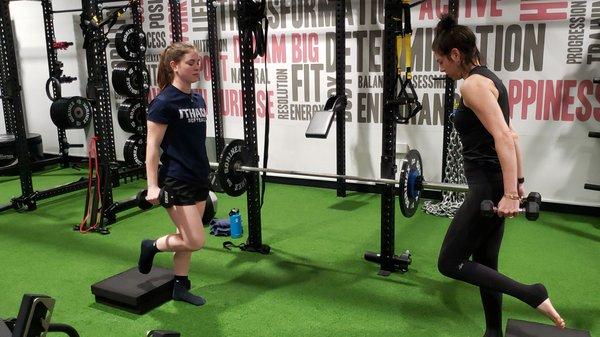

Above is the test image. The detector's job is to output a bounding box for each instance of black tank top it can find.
[454,66,510,172]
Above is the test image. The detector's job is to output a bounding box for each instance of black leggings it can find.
[437,167,548,332]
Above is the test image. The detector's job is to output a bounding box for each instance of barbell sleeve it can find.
[421,181,469,193]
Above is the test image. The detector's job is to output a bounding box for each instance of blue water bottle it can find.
[229,208,243,239]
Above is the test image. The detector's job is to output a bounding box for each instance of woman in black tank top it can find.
[430,14,565,336]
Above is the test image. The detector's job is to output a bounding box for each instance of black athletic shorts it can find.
[159,176,209,206]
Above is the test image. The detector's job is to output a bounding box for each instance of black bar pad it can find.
[506,319,591,337]
[91,267,174,314]
[584,183,600,191]
[306,96,339,138]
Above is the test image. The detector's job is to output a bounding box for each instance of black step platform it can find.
[506,319,591,337]
[91,267,174,314]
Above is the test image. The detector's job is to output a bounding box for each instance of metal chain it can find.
[423,104,467,218]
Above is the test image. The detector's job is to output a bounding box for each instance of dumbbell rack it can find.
[584,77,600,192]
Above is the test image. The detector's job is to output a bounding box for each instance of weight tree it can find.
[80,0,183,232]
[78,0,128,232]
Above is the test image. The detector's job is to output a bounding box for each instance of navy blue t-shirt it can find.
[147,84,209,186]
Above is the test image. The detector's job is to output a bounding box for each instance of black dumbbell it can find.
[137,190,153,210]
[526,191,541,205]
[136,189,175,210]
[480,198,540,221]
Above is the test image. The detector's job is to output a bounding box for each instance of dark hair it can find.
[432,14,481,66]
[157,42,197,90]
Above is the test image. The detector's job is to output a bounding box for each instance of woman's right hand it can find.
[497,196,520,218]
[146,185,161,205]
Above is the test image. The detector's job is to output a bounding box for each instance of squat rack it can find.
[0,0,95,213]
[0,0,34,211]
[231,0,418,275]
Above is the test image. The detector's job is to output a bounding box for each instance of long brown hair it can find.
[432,13,481,67]
[156,42,197,90]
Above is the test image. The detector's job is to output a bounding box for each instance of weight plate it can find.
[118,99,146,133]
[50,96,92,129]
[112,62,150,97]
[202,191,218,224]
[123,134,146,166]
[208,170,224,193]
[0,133,43,168]
[217,139,251,197]
[398,149,423,218]
[115,24,147,61]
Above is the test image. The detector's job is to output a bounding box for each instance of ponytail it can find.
[156,42,197,90]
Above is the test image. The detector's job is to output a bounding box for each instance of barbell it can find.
[212,139,468,217]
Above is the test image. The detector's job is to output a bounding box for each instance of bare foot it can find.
[536,298,565,329]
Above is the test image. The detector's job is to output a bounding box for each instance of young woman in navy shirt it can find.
[138,42,210,306]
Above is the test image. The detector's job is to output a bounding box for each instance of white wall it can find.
[9,0,600,207]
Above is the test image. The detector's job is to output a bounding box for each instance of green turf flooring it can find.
[0,168,598,337]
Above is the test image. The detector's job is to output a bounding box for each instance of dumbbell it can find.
[136,189,175,210]
[526,191,542,205]
[480,192,541,221]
